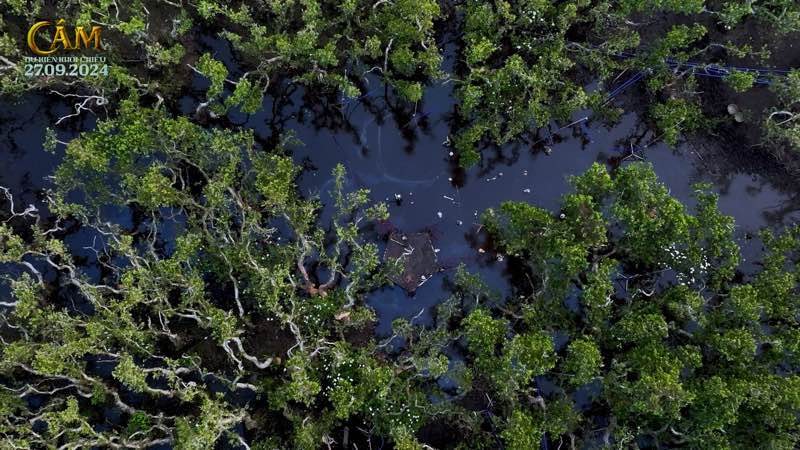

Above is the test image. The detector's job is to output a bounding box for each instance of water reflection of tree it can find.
[599,106,800,228]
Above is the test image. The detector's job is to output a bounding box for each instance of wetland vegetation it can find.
[1,1,800,448]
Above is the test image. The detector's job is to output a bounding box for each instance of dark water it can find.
[0,94,93,207]
[3,45,800,336]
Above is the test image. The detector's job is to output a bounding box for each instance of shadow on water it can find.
[3,35,800,333]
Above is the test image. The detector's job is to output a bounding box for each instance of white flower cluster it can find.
[667,243,711,285]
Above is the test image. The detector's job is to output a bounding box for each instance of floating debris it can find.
[523,188,531,193]
[384,231,440,293]
[437,211,443,219]
[727,104,745,122]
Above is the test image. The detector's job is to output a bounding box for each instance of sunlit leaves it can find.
[711,328,757,364]
[127,164,180,209]
[650,98,705,146]
[503,331,556,379]
[463,308,506,365]
[725,70,756,93]
[501,409,544,450]
[255,154,298,211]
[112,355,149,393]
[0,224,25,263]
[455,0,587,166]
[563,338,602,386]
[611,310,669,345]
[196,53,229,100]
[225,78,265,114]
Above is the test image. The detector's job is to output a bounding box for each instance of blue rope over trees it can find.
[604,51,794,103]
[601,53,795,156]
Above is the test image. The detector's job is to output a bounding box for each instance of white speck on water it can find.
[437,211,443,218]
[523,188,531,193]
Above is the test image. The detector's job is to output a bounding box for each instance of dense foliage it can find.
[2,101,394,448]
[1,0,800,449]
[479,163,800,448]
[4,112,800,446]
[2,1,800,164]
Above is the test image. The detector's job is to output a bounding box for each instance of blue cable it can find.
[664,60,773,84]
[606,48,792,77]
[601,49,792,101]
[604,70,647,102]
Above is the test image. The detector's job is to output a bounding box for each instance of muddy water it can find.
[2,70,799,335]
